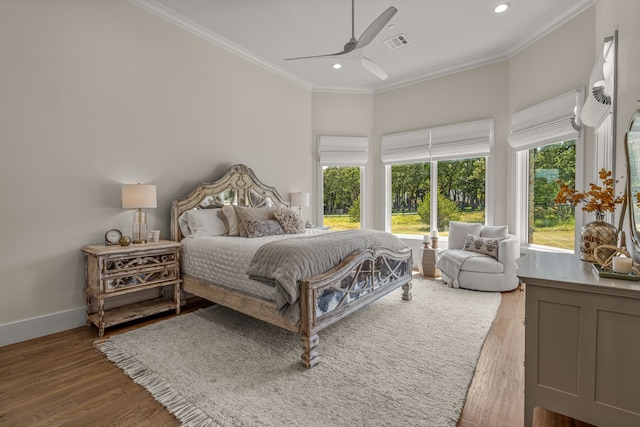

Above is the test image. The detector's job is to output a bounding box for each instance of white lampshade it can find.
[290,192,310,208]
[122,184,157,209]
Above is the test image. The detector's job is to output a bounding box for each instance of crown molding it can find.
[130,0,313,92]
[371,0,595,94]
[131,0,595,96]
[372,51,509,94]
[505,0,595,58]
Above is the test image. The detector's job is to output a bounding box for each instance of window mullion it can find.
[430,160,438,232]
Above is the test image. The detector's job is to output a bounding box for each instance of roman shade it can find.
[509,88,584,151]
[581,35,616,128]
[381,119,493,164]
[318,136,369,166]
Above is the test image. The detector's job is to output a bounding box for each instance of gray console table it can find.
[518,251,640,427]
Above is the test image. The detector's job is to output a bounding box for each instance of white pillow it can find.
[178,211,192,237]
[179,209,226,237]
[480,225,508,239]
[448,221,483,249]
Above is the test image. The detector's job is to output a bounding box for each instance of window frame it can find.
[514,140,583,252]
[383,155,492,237]
[509,88,586,252]
[318,165,365,229]
[317,136,369,229]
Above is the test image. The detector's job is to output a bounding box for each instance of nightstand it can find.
[82,240,182,337]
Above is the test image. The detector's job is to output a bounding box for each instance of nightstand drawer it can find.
[103,251,178,275]
[104,265,179,292]
[101,250,178,292]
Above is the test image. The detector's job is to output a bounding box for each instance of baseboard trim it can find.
[0,306,87,347]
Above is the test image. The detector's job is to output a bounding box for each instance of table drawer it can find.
[104,265,179,292]
[101,250,179,292]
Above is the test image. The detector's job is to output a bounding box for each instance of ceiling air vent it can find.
[384,34,409,50]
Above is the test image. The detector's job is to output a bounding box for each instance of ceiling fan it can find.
[285,0,398,80]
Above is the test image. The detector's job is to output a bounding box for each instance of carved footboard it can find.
[298,247,413,368]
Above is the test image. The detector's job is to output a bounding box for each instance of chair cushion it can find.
[460,255,504,274]
[448,221,483,249]
[480,225,508,239]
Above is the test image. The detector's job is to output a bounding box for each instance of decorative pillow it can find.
[178,209,226,238]
[244,219,284,238]
[480,225,508,239]
[233,206,278,237]
[448,221,483,249]
[273,207,305,234]
[218,205,240,236]
[463,234,502,259]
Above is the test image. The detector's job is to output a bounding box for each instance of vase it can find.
[579,213,618,262]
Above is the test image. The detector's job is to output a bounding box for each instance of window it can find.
[382,119,493,236]
[317,136,368,229]
[527,140,576,250]
[322,166,361,230]
[389,158,486,236]
[510,89,584,251]
[390,163,430,235]
[438,158,486,227]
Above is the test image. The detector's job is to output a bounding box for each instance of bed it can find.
[171,164,413,367]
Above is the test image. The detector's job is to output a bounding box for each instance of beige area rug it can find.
[96,277,501,427]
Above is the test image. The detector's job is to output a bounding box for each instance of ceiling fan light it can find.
[332,63,342,69]
[494,3,510,13]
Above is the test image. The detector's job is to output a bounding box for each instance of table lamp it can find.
[122,184,157,243]
[290,192,309,218]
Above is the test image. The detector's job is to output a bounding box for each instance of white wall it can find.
[595,0,640,259]
[0,0,311,344]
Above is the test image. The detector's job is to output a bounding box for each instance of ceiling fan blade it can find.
[361,56,388,80]
[355,6,397,50]
[285,50,348,61]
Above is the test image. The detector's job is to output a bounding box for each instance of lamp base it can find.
[132,210,147,244]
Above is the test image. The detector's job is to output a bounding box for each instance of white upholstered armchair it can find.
[436,221,520,292]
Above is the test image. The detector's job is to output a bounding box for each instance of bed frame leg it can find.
[402,281,413,301]
[300,333,320,368]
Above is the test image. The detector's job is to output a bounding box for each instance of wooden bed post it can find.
[301,334,320,368]
[402,281,413,301]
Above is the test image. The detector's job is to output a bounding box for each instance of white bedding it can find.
[180,229,329,302]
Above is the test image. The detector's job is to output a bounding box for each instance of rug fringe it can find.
[95,339,219,427]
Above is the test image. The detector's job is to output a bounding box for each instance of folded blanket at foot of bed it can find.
[246,229,408,308]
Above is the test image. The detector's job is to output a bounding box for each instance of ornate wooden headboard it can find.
[170,164,289,241]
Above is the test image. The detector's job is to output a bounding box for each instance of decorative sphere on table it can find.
[119,236,132,246]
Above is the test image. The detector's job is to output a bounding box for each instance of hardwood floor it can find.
[457,287,594,427]
[1,292,592,426]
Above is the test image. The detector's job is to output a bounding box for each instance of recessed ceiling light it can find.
[494,3,510,13]
[332,63,342,69]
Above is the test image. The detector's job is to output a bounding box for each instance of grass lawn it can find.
[324,212,575,251]
[531,229,574,250]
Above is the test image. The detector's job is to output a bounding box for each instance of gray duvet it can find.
[246,229,408,310]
